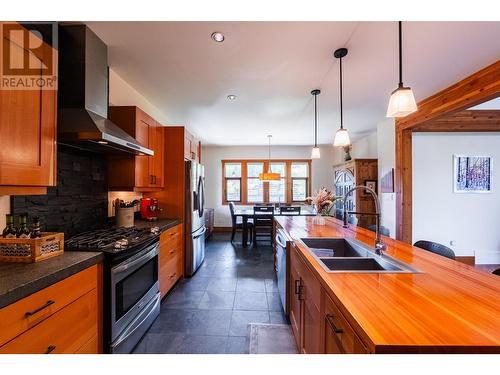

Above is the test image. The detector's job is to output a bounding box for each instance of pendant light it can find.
[311,89,321,159]
[333,48,351,147]
[259,135,281,181]
[386,21,417,117]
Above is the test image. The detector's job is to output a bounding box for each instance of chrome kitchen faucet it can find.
[342,185,387,256]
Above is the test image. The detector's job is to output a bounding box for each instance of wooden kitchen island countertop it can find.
[275,215,500,353]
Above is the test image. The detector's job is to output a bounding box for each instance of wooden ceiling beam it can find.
[396,61,500,131]
[412,110,500,132]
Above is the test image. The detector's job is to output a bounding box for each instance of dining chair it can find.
[229,202,253,244]
[368,224,390,237]
[413,240,456,260]
[280,206,301,215]
[253,205,274,247]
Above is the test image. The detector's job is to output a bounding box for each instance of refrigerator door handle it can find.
[193,191,198,211]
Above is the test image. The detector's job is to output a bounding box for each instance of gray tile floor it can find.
[133,232,289,354]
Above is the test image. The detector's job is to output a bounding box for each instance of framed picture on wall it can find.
[364,180,377,194]
[453,155,492,193]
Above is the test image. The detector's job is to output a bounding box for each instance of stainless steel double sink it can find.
[299,238,420,274]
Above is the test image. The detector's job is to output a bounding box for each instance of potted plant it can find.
[306,187,338,225]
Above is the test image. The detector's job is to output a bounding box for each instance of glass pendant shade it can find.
[311,146,321,159]
[258,172,281,181]
[386,85,417,117]
[387,21,417,118]
[333,128,351,147]
[332,48,351,148]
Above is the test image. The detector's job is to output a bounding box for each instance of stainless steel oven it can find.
[109,241,160,353]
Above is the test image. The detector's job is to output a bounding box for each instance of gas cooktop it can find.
[65,226,160,254]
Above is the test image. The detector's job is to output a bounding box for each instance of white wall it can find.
[109,69,169,124]
[377,119,396,238]
[0,196,9,231]
[203,145,338,227]
[413,132,500,264]
[351,131,378,159]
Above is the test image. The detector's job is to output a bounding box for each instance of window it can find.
[269,162,286,203]
[247,162,264,203]
[224,162,241,202]
[291,162,309,202]
[222,160,311,205]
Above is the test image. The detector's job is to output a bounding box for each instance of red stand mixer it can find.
[140,198,161,221]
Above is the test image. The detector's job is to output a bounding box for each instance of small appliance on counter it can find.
[140,198,161,221]
[114,199,139,228]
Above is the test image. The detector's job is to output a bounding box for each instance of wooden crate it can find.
[0,233,64,263]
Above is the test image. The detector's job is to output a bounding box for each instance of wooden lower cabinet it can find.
[289,244,368,354]
[0,264,102,354]
[322,290,368,354]
[0,289,98,354]
[289,244,321,354]
[159,224,183,298]
[289,254,302,350]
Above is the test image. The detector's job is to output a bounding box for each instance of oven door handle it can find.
[113,244,159,274]
[111,293,160,350]
[193,227,207,240]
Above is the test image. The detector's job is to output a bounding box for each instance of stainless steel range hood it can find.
[58,24,153,156]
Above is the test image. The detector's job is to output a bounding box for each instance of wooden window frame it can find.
[222,162,242,203]
[221,159,312,205]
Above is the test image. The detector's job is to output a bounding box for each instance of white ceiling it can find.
[86,21,500,145]
[469,97,500,110]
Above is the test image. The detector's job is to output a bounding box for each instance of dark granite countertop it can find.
[0,251,104,308]
[134,218,182,232]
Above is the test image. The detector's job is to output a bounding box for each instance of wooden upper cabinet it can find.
[108,106,164,191]
[0,23,57,193]
[149,122,164,187]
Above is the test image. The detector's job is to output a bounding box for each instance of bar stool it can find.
[413,240,456,260]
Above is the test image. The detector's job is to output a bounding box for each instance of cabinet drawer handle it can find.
[25,300,55,317]
[45,345,56,354]
[298,286,305,301]
[169,249,176,254]
[169,272,177,279]
[325,314,344,334]
[294,279,300,295]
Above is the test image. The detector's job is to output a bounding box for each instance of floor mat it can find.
[248,323,298,354]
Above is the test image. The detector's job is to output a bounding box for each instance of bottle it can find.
[2,214,17,238]
[30,217,42,238]
[17,214,31,238]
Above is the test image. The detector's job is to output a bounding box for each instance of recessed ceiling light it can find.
[211,32,225,42]
[227,94,237,101]
[97,140,108,145]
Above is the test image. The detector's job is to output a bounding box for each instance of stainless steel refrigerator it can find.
[185,160,206,276]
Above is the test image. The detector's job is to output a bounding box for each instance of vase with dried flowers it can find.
[306,187,338,225]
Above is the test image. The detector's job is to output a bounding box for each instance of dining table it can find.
[232,207,316,247]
